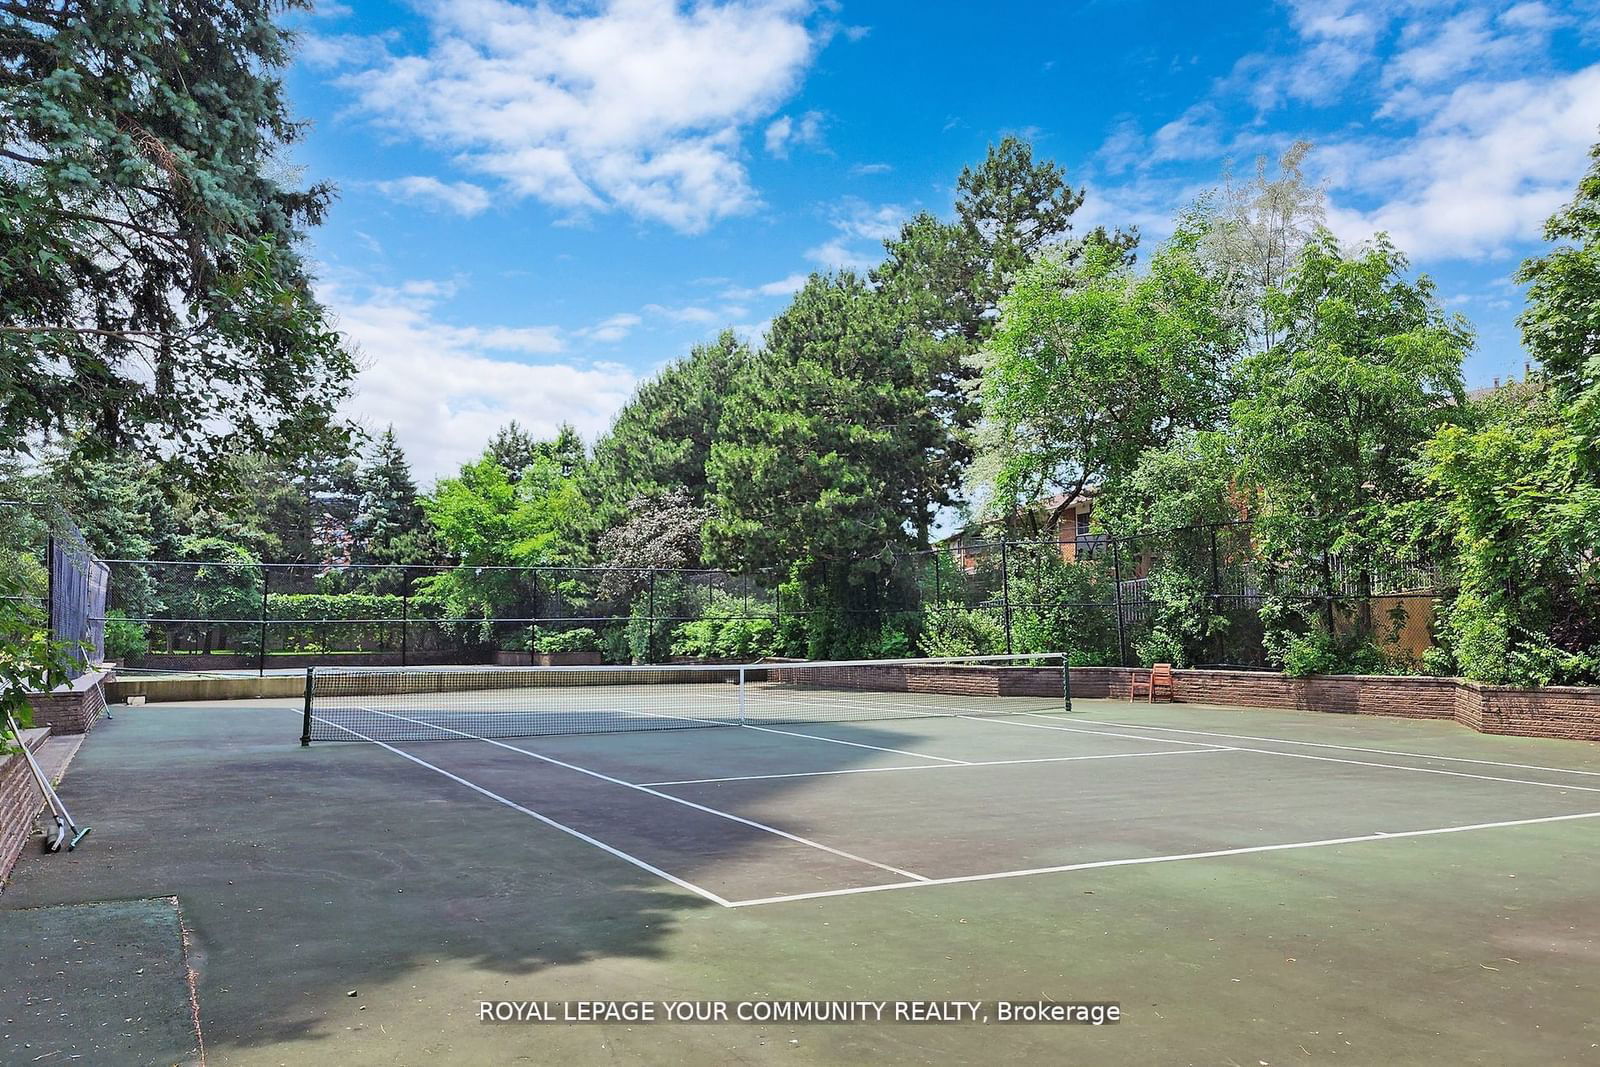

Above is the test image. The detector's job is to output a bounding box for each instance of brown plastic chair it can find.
[1131,663,1174,703]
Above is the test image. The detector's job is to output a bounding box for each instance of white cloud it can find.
[802,196,906,270]
[765,109,826,157]
[850,161,893,175]
[1323,65,1600,258]
[644,303,721,324]
[374,175,493,216]
[721,273,809,299]
[322,279,634,480]
[579,312,643,343]
[1086,1,1599,265]
[336,0,820,233]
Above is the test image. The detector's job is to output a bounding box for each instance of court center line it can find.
[724,808,1600,908]
[977,716,1600,796]
[639,746,1237,787]
[362,707,932,883]
[1029,713,1600,779]
[307,714,734,908]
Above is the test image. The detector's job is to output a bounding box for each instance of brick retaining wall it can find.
[1,728,49,882]
[762,661,1600,743]
[25,671,111,734]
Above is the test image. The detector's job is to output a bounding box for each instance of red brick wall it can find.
[26,679,108,735]
[0,730,48,883]
[1095,667,1598,742]
[761,662,1600,743]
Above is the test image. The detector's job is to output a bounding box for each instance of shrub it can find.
[535,627,599,654]
[104,610,150,662]
[670,615,778,660]
[919,606,1005,657]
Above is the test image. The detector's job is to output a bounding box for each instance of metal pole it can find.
[401,572,410,668]
[1111,539,1128,667]
[1210,526,1222,666]
[46,534,56,640]
[646,571,656,664]
[1061,654,1073,714]
[999,537,1014,656]
[530,568,540,661]
[258,564,268,678]
[300,666,314,746]
[738,666,747,725]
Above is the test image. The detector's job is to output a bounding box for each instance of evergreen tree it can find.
[352,428,428,568]
[706,274,955,655]
[590,332,748,509]
[0,0,356,478]
[486,422,540,482]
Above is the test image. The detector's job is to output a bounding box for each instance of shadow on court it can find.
[4,698,1600,1065]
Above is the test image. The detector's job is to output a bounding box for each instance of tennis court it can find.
[6,657,1600,1064]
[294,656,1600,908]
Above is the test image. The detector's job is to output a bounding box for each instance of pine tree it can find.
[352,428,427,567]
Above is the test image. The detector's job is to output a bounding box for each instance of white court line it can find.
[964,715,1232,750]
[308,714,734,908]
[1032,714,1600,779]
[737,722,970,764]
[519,702,971,768]
[978,716,1600,796]
[364,707,931,883]
[746,689,1062,721]
[725,808,1600,908]
[640,746,1236,787]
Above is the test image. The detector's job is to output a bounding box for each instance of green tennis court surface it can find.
[5,695,1598,1063]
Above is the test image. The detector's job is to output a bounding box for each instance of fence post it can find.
[46,534,56,640]
[646,571,656,664]
[1209,527,1222,666]
[258,564,269,678]
[1111,538,1128,667]
[999,537,1014,656]
[401,571,411,668]
[530,568,540,659]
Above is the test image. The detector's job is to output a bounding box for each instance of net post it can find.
[738,666,747,725]
[1060,653,1073,714]
[300,666,314,746]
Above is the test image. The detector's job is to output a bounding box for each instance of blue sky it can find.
[282,0,1600,481]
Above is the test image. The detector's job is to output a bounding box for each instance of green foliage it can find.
[1516,140,1600,404]
[0,0,356,477]
[0,567,74,742]
[533,627,599,654]
[353,428,433,580]
[590,333,748,512]
[978,224,1240,530]
[421,447,588,628]
[104,610,150,663]
[1232,230,1470,657]
[264,593,404,653]
[876,135,1130,348]
[706,273,956,581]
[919,606,1006,657]
[669,614,777,661]
[1277,629,1393,677]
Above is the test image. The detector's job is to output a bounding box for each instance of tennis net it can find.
[300,654,1071,743]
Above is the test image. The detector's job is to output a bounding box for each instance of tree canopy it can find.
[0,0,355,477]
